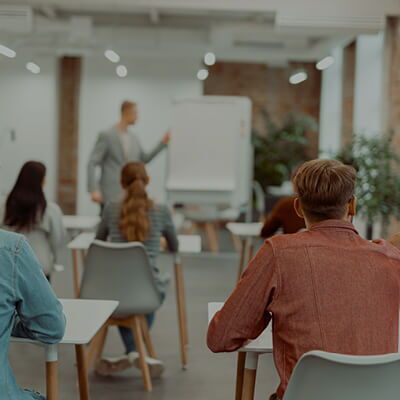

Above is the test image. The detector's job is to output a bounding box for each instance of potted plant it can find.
[253,110,317,191]
[336,133,400,239]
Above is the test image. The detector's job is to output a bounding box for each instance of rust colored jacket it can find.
[208,220,400,398]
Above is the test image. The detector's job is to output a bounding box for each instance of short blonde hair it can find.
[121,100,136,115]
[292,159,356,220]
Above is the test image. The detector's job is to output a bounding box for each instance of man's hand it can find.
[90,191,103,204]
[162,131,171,145]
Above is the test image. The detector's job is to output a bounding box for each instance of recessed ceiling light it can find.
[204,52,216,66]
[105,49,120,63]
[116,65,127,78]
[26,62,40,74]
[0,44,16,58]
[316,56,335,70]
[197,69,209,81]
[289,71,307,85]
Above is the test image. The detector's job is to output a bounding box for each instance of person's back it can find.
[1,162,67,279]
[208,159,400,400]
[266,221,400,394]
[94,162,178,377]
[1,201,66,277]
[0,229,65,399]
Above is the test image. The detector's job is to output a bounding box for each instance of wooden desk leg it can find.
[205,222,219,253]
[75,344,90,400]
[236,239,247,283]
[235,352,246,400]
[174,260,188,369]
[242,353,259,400]
[46,344,59,400]
[72,249,81,298]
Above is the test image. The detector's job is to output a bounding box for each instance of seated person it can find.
[95,161,178,377]
[207,159,400,400]
[1,161,67,281]
[260,195,306,238]
[0,229,65,399]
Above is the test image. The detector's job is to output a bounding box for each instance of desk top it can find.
[226,222,263,238]
[208,302,272,353]
[68,232,202,254]
[63,215,100,231]
[12,299,118,345]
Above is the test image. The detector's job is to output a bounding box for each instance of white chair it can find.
[283,351,400,400]
[80,240,163,392]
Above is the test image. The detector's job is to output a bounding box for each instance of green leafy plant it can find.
[336,133,400,238]
[253,110,317,190]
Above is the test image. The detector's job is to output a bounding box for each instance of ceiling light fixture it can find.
[0,44,16,58]
[105,49,120,63]
[116,65,127,78]
[316,56,335,70]
[26,62,40,74]
[204,52,216,66]
[197,69,209,81]
[289,71,307,85]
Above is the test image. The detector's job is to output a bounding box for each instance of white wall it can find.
[318,46,344,157]
[77,58,202,215]
[0,56,57,201]
[353,33,385,137]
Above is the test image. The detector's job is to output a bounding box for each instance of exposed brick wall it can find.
[203,61,321,158]
[341,41,356,147]
[57,57,82,214]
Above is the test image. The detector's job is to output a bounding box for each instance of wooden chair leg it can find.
[131,316,152,392]
[72,249,81,298]
[174,261,188,368]
[46,361,59,400]
[140,316,157,359]
[235,352,246,400]
[75,344,90,400]
[231,232,242,252]
[241,353,259,400]
[205,222,219,253]
[86,324,108,369]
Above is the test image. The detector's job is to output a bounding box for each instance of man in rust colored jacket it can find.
[207,159,400,400]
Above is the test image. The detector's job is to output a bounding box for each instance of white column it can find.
[318,46,344,157]
[353,33,385,138]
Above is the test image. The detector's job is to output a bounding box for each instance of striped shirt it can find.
[95,201,179,292]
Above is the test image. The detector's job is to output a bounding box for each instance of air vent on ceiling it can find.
[276,14,385,32]
[0,5,33,33]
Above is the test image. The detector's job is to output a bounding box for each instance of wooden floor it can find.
[9,240,279,399]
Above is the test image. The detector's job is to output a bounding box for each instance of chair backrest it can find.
[252,181,265,219]
[283,351,400,400]
[80,240,162,318]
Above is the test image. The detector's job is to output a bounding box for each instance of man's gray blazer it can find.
[87,126,166,203]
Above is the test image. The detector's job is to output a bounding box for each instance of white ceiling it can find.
[0,0,395,65]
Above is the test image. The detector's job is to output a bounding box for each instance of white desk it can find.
[226,223,263,282]
[63,216,100,234]
[208,302,272,400]
[11,299,118,400]
[68,233,202,369]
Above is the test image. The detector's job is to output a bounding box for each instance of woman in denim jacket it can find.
[0,229,65,399]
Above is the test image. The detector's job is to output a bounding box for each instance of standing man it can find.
[87,100,170,205]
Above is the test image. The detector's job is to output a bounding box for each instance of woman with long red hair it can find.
[95,161,178,377]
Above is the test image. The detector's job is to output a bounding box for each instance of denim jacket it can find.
[0,229,65,399]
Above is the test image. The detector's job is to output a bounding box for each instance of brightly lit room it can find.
[1,1,400,400]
